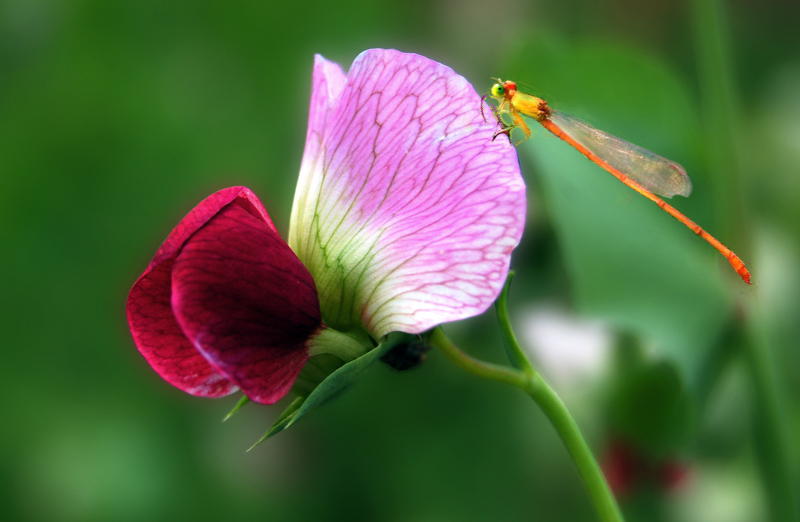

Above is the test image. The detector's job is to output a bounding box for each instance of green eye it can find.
[491,84,504,97]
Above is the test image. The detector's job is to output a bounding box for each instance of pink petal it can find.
[127,187,286,398]
[170,202,321,405]
[300,54,348,170]
[290,49,525,337]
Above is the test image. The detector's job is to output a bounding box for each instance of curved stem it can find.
[526,372,623,522]
[430,326,529,389]
[429,327,623,522]
[496,271,537,374]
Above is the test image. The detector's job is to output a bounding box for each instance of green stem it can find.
[496,271,537,374]
[526,373,622,522]
[429,327,623,522]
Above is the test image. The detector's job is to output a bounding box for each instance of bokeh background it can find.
[1,0,798,520]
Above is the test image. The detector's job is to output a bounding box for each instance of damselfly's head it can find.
[490,79,517,101]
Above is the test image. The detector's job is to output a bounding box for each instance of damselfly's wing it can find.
[549,110,692,198]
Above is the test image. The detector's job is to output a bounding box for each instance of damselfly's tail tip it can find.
[730,257,752,285]
[739,268,753,285]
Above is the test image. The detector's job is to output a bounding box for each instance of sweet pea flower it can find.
[127,49,525,407]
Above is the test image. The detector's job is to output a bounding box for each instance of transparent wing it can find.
[549,110,692,198]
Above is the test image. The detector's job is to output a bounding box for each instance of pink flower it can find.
[127,49,525,407]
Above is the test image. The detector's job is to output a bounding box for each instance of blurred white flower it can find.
[519,305,613,388]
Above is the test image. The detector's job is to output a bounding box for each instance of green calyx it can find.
[292,327,375,398]
[308,326,374,361]
[253,332,414,448]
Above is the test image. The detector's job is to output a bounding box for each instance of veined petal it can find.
[289,55,347,261]
[171,201,321,405]
[300,54,348,173]
[289,49,525,337]
[127,187,268,397]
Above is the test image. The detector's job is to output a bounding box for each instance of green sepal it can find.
[248,396,304,450]
[291,353,345,398]
[222,395,251,422]
[286,332,409,426]
[250,332,413,448]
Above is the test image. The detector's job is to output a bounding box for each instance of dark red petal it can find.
[127,187,274,397]
[148,187,276,270]
[170,202,321,405]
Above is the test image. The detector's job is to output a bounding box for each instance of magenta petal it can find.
[170,202,321,405]
[127,187,271,397]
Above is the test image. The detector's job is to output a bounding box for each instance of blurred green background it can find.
[1,0,798,521]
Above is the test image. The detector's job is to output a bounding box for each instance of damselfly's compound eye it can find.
[491,83,505,98]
